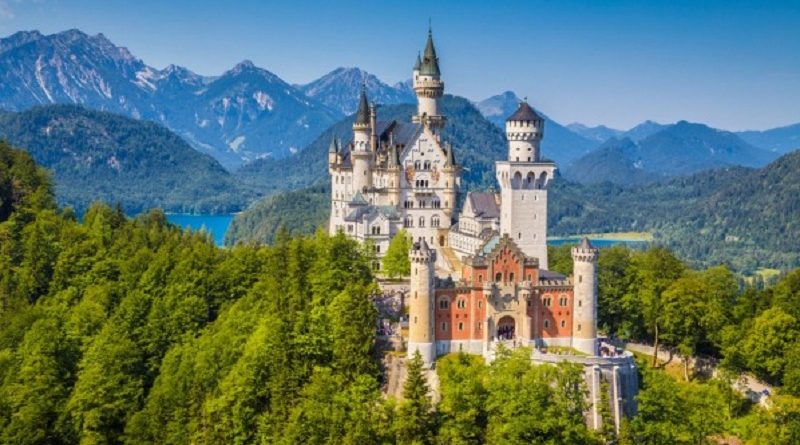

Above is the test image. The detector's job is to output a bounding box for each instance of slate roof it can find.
[467,192,500,219]
[507,101,543,122]
[343,205,400,223]
[420,30,441,77]
[355,88,370,125]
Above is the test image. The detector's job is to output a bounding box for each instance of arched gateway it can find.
[497,315,515,340]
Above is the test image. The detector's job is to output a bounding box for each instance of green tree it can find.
[436,353,488,445]
[396,351,435,445]
[382,229,412,279]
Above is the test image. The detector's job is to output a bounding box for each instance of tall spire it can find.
[444,141,456,167]
[420,26,440,77]
[355,85,370,125]
[328,136,338,153]
[413,51,422,71]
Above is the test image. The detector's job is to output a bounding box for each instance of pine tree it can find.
[382,229,412,279]
[396,351,434,444]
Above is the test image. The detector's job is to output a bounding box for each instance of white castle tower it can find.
[495,100,556,269]
[351,88,373,194]
[412,27,445,131]
[407,239,436,366]
[571,237,600,355]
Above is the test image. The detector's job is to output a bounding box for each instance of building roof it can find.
[467,192,500,219]
[444,141,456,167]
[343,204,400,223]
[355,88,370,125]
[413,52,422,71]
[328,137,338,153]
[506,101,543,122]
[420,29,441,77]
[350,192,368,206]
[579,237,593,249]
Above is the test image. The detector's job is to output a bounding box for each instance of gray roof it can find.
[579,237,593,249]
[343,204,400,223]
[444,141,456,166]
[413,52,421,71]
[328,137,338,153]
[355,88,370,125]
[468,192,500,219]
[420,30,440,77]
[507,101,543,122]
[350,192,368,205]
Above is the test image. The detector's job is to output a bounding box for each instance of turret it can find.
[412,27,445,130]
[571,237,599,355]
[328,137,339,166]
[505,99,544,162]
[408,239,436,366]
[352,87,373,193]
[387,144,402,206]
[442,141,459,214]
[496,100,556,268]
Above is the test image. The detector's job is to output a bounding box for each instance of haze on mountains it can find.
[0,105,255,214]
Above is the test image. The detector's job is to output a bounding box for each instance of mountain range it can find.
[297,67,415,116]
[563,122,779,185]
[0,105,256,214]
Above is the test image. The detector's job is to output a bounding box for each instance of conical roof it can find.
[419,29,440,77]
[506,101,543,122]
[328,136,338,153]
[444,141,456,167]
[388,144,400,167]
[419,238,430,253]
[578,237,593,249]
[355,87,370,125]
[413,52,422,71]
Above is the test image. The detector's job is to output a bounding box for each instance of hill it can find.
[0,29,340,168]
[565,123,623,143]
[475,91,599,165]
[563,121,778,185]
[236,94,507,194]
[737,122,800,155]
[298,67,415,115]
[231,148,800,272]
[0,105,256,214]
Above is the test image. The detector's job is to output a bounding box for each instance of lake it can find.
[547,237,650,248]
[166,214,234,246]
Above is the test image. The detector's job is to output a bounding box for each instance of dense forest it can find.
[0,106,257,214]
[3,141,800,444]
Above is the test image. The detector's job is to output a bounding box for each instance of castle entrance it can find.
[497,315,515,340]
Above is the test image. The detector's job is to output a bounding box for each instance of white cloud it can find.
[0,0,24,20]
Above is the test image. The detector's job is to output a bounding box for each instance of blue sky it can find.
[1,0,798,131]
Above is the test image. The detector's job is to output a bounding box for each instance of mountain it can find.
[563,121,779,185]
[621,120,668,142]
[298,67,416,115]
[737,123,800,155]
[0,29,341,168]
[475,91,599,165]
[562,137,657,185]
[237,94,507,195]
[565,123,623,143]
[0,105,257,214]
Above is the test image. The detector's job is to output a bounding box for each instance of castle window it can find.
[544,320,550,328]
[375,245,381,253]
[477,322,482,331]
[419,217,425,228]
[559,296,568,307]
[404,217,413,228]
[458,322,464,331]
[509,273,515,282]
[578,300,582,307]
[579,275,583,283]
[561,320,566,328]
[439,299,449,309]
[441,322,447,331]
[577,324,582,331]
[543,297,551,307]
[432,216,440,228]
[478,301,482,309]
[495,273,502,282]
[478,275,483,283]
[457,299,466,309]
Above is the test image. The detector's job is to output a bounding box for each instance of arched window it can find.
[457,299,466,309]
[544,320,550,328]
[495,272,502,282]
[509,273,515,282]
[439,299,449,309]
[404,216,413,228]
[458,322,464,331]
[560,320,566,328]
[441,322,447,331]
[432,215,440,228]
[418,216,425,228]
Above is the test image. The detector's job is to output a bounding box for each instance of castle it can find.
[329,28,599,362]
[328,30,638,429]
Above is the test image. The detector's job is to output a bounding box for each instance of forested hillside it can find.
[230,150,800,273]
[3,144,800,444]
[0,106,256,214]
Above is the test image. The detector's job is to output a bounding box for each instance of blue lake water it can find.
[166,214,234,246]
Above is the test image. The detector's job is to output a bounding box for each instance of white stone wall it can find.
[571,251,599,355]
